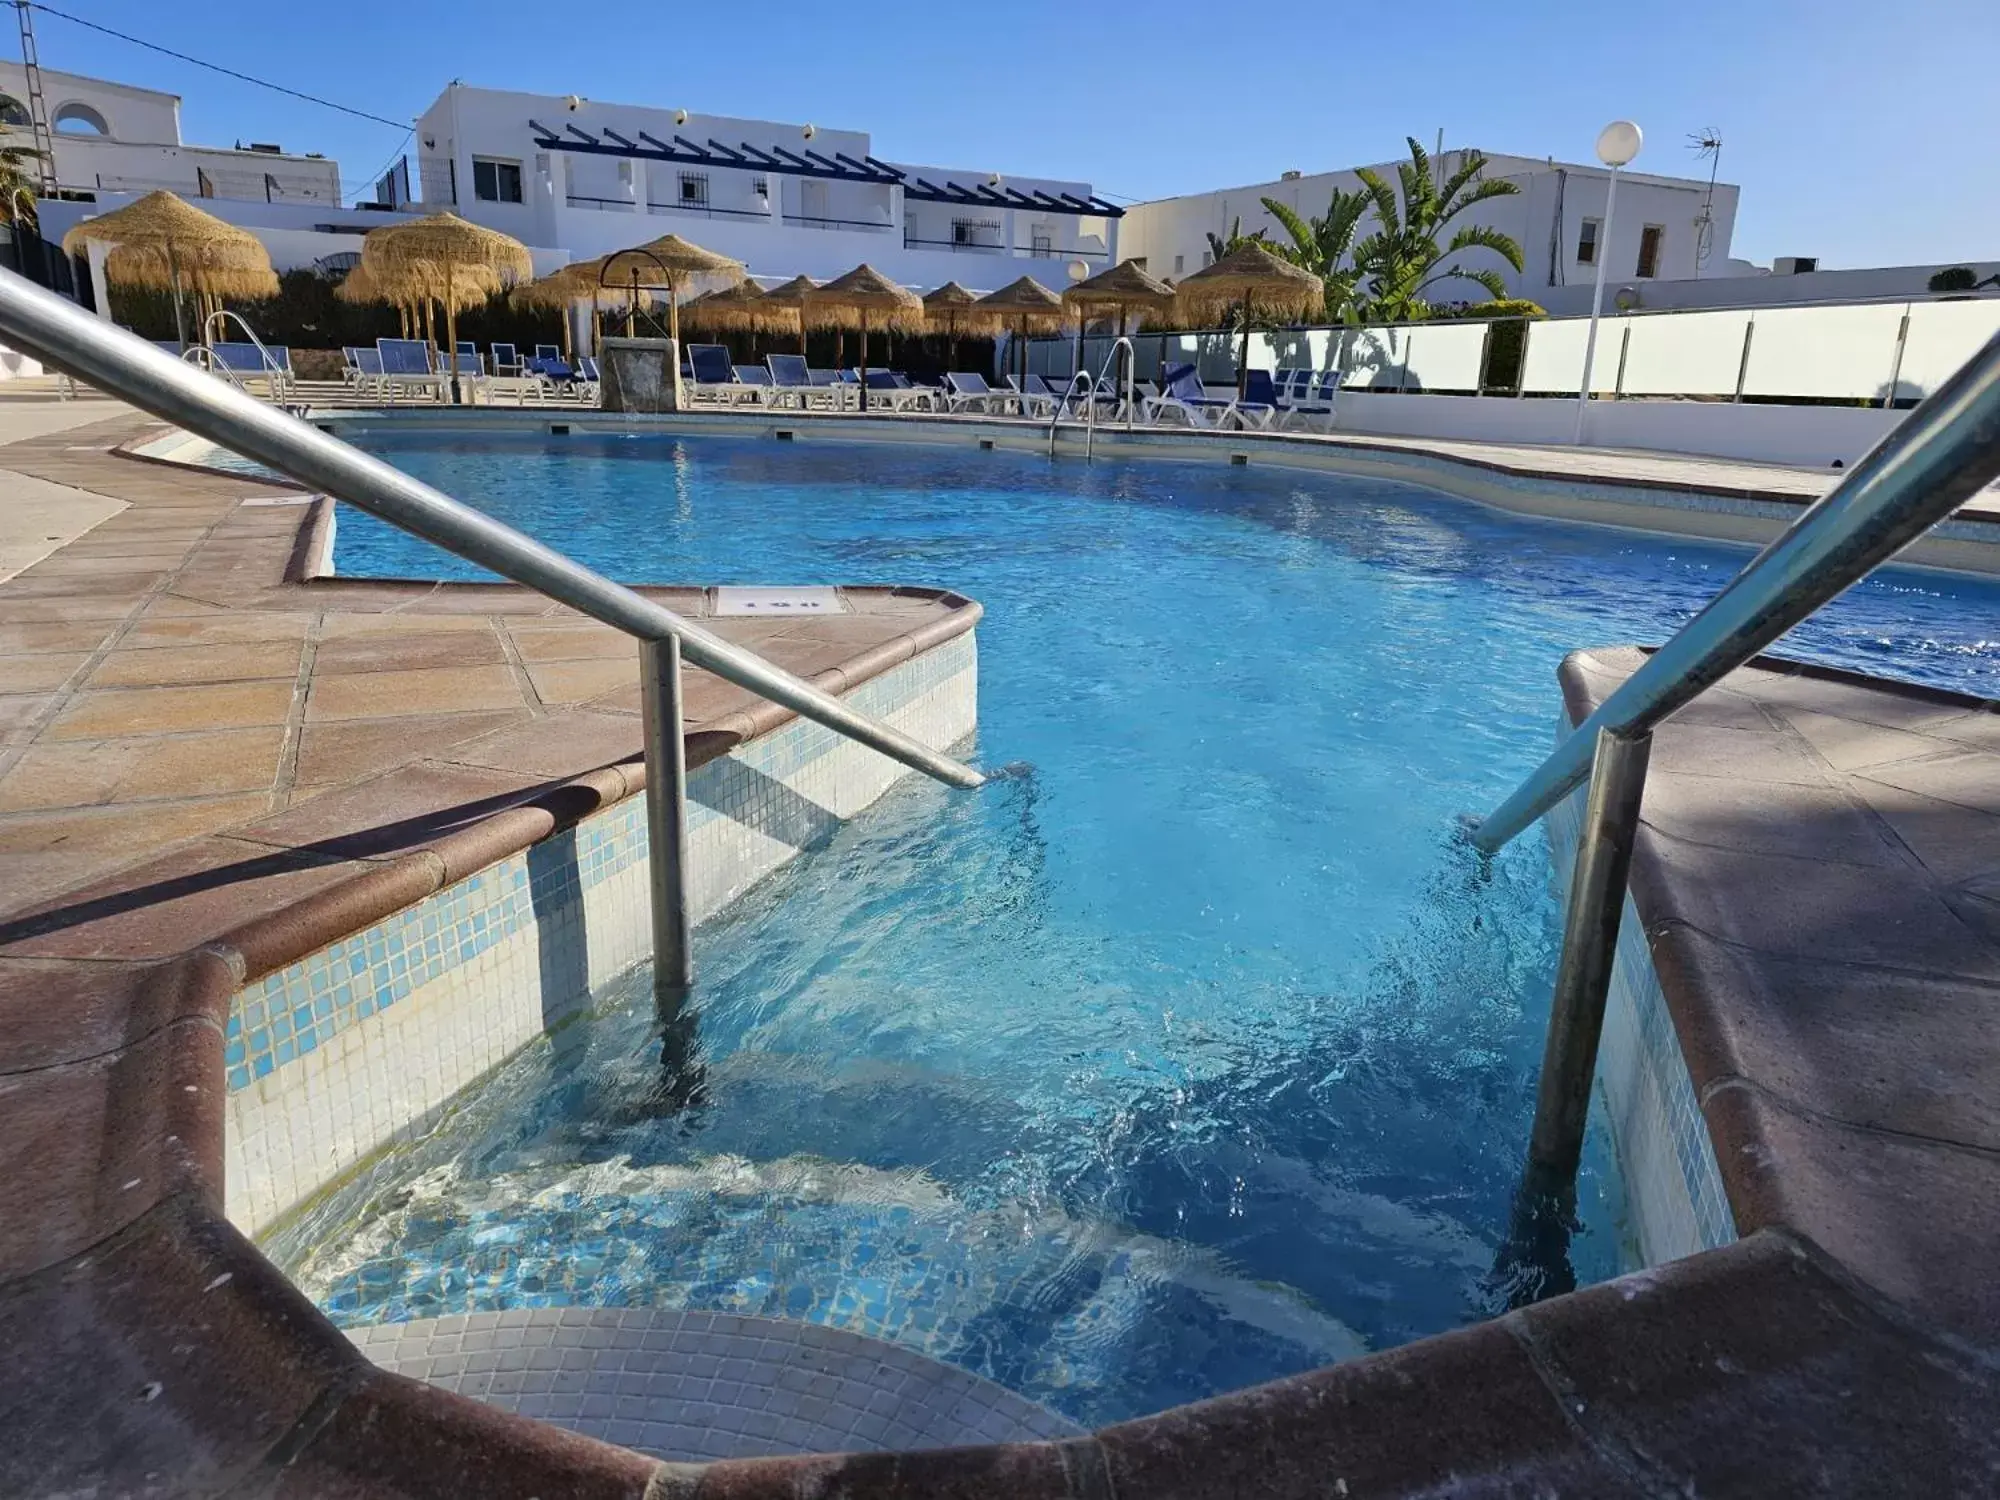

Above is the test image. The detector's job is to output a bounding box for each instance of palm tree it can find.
[1350,139,1523,323]
[0,143,44,230]
[1259,186,1370,323]
[1202,216,1267,266]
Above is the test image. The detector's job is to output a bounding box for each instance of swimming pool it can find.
[272,433,2000,1427]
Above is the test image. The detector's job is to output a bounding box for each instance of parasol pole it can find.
[445,261,462,404]
[1238,293,1253,401]
[858,309,870,413]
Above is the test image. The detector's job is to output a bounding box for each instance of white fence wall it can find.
[1029,296,2000,409]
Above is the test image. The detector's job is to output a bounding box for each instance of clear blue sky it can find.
[25,0,1999,268]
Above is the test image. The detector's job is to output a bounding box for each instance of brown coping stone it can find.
[1562,645,2000,1344]
[0,1193,368,1499]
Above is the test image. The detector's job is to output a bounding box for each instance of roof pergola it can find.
[526,120,1124,219]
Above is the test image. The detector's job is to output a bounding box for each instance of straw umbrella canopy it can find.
[594,234,744,347]
[922,281,981,371]
[971,275,1066,394]
[1063,259,1175,337]
[680,280,792,346]
[362,212,531,392]
[802,264,922,412]
[63,190,275,345]
[761,275,818,355]
[1172,241,1322,399]
[336,260,418,339]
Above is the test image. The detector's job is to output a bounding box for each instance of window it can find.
[472,157,522,204]
[751,177,768,199]
[0,95,28,129]
[678,172,708,206]
[52,102,108,135]
[951,216,999,246]
[1576,217,1600,265]
[1173,253,1184,275]
[1031,229,1053,258]
[1636,225,1664,278]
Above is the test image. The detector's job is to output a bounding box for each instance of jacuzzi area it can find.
[16,407,2000,1496]
[174,427,1998,1422]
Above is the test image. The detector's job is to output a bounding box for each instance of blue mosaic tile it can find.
[224,641,974,1095]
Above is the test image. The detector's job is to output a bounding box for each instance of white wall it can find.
[1325,391,1899,468]
[1120,150,1735,303]
[0,62,339,205]
[1535,260,2000,317]
[415,84,1112,293]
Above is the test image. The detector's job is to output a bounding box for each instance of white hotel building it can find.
[406,84,1122,292]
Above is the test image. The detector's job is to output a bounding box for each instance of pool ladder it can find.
[1047,336,1136,461]
[0,268,985,1009]
[1477,322,2000,1295]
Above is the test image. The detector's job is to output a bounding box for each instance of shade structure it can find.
[338,261,419,339]
[362,212,532,394]
[593,234,744,349]
[1063,258,1175,334]
[761,275,819,355]
[972,275,1065,393]
[921,280,981,368]
[680,279,793,340]
[1172,242,1322,398]
[63,190,276,344]
[802,265,923,411]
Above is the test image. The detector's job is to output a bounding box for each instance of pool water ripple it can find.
[273,435,2000,1426]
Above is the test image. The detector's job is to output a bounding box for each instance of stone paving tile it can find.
[81,638,304,690]
[293,711,528,789]
[46,679,296,739]
[312,629,509,675]
[0,651,89,694]
[118,611,314,649]
[304,662,525,722]
[523,656,633,705]
[0,725,287,811]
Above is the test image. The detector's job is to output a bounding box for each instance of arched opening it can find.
[0,95,30,129]
[52,102,109,136]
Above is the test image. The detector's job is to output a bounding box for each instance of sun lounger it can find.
[941,371,1010,415]
[377,338,446,401]
[686,343,756,405]
[341,346,387,400]
[211,340,294,398]
[1142,363,1238,428]
[763,353,832,411]
[1006,373,1063,420]
[863,370,936,412]
[1275,369,1339,432]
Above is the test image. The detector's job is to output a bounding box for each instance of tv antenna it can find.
[1688,129,1723,278]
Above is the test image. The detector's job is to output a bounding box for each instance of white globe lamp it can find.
[1576,121,1644,442]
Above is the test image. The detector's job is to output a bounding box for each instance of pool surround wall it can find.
[228,633,977,1233]
[8,411,2000,1494]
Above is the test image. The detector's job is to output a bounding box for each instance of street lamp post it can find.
[1574,120,1643,445]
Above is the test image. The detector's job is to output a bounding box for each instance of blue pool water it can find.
[279,434,2000,1426]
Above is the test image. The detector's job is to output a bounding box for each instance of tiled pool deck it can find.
[5,403,2000,1495]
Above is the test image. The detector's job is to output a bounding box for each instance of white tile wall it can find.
[226,635,978,1235]
[1545,721,1736,1267]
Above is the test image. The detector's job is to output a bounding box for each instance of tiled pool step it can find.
[346,1307,1081,1460]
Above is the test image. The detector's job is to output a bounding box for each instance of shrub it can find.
[1928,266,1977,294]
[1458,299,1545,391]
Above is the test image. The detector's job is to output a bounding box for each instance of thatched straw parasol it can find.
[922,280,981,371]
[63,190,276,345]
[337,261,416,340]
[761,275,818,355]
[363,212,531,394]
[1172,241,1322,398]
[972,275,1065,394]
[803,265,922,411]
[1063,259,1175,337]
[594,234,744,349]
[681,280,792,345]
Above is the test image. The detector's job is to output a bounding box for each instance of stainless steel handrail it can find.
[1473,327,2000,855]
[1481,327,2000,1262]
[1045,336,1135,460]
[0,268,983,997]
[203,308,291,395]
